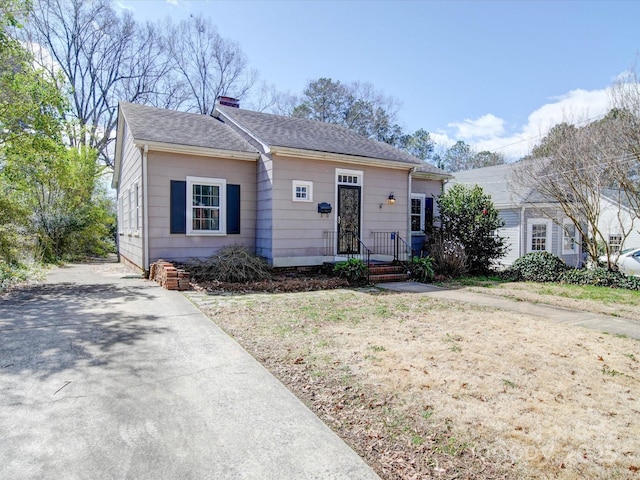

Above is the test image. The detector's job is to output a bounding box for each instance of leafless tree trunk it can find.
[164,14,256,116]
[21,0,171,167]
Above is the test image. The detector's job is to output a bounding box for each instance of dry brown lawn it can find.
[191,287,640,479]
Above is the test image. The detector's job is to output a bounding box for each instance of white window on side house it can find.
[562,219,579,255]
[118,195,124,234]
[527,218,552,253]
[411,194,425,233]
[134,182,140,233]
[187,176,226,235]
[127,186,136,234]
[292,180,313,202]
[608,234,622,252]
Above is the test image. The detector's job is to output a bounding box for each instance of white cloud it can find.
[521,88,610,139]
[429,131,456,149]
[436,87,613,160]
[447,113,505,141]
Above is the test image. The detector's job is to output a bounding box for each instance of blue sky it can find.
[118,0,640,159]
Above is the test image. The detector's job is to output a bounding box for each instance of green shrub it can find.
[0,261,35,292]
[437,184,508,274]
[560,267,640,290]
[504,252,570,282]
[409,256,434,283]
[333,258,368,284]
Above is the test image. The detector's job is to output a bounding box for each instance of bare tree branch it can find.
[20,0,171,167]
[512,110,639,267]
[165,14,256,116]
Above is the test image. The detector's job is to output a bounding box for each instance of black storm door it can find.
[337,185,361,254]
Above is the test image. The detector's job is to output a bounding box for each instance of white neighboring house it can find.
[598,189,640,252]
[449,162,584,268]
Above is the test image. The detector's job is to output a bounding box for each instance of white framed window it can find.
[292,180,313,202]
[527,218,552,253]
[337,174,359,184]
[609,234,623,252]
[187,176,227,235]
[411,194,425,233]
[128,187,135,234]
[134,182,141,232]
[336,168,363,186]
[118,195,124,234]
[562,219,579,255]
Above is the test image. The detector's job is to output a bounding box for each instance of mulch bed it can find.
[191,274,349,294]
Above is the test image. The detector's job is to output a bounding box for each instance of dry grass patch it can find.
[463,282,640,322]
[194,289,640,479]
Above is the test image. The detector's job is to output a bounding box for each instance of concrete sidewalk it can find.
[376,281,640,340]
[0,262,379,480]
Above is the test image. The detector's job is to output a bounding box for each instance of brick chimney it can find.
[216,96,240,108]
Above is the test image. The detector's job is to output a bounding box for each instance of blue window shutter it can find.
[425,197,434,226]
[227,184,241,234]
[170,180,186,234]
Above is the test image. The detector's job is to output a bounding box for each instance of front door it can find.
[337,185,361,254]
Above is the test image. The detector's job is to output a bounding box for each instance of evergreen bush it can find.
[560,267,640,290]
[504,252,570,282]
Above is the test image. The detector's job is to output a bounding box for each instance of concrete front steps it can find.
[368,262,410,284]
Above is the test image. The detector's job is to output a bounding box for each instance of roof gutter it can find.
[411,169,453,181]
[134,140,259,161]
[270,146,424,171]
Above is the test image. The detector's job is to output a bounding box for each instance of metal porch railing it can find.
[324,230,372,264]
[370,231,413,262]
[325,230,413,263]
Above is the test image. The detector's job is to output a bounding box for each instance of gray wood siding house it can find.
[450,163,584,268]
[112,102,450,272]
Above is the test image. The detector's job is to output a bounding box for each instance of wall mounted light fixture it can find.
[387,193,396,205]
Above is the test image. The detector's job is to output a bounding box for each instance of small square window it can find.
[292,180,313,202]
[296,186,307,199]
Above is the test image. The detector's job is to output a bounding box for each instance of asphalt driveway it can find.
[0,261,379,480]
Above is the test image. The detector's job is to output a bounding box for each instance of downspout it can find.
[520,205,526,257]
[408,168,414,252]
[142,145,149,273]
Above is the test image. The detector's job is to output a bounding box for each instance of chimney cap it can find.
[216,96,240,108]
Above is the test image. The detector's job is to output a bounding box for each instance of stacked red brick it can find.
[149,260,190,291]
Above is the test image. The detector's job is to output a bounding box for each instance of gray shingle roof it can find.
[217,105,433,167]
[450,160,553,206]
[414,162,453,177]
[119,102,258,154]
[602,188,634,211]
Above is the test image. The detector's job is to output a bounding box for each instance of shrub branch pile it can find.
[184,246,271,283]
[184,246,348,293]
